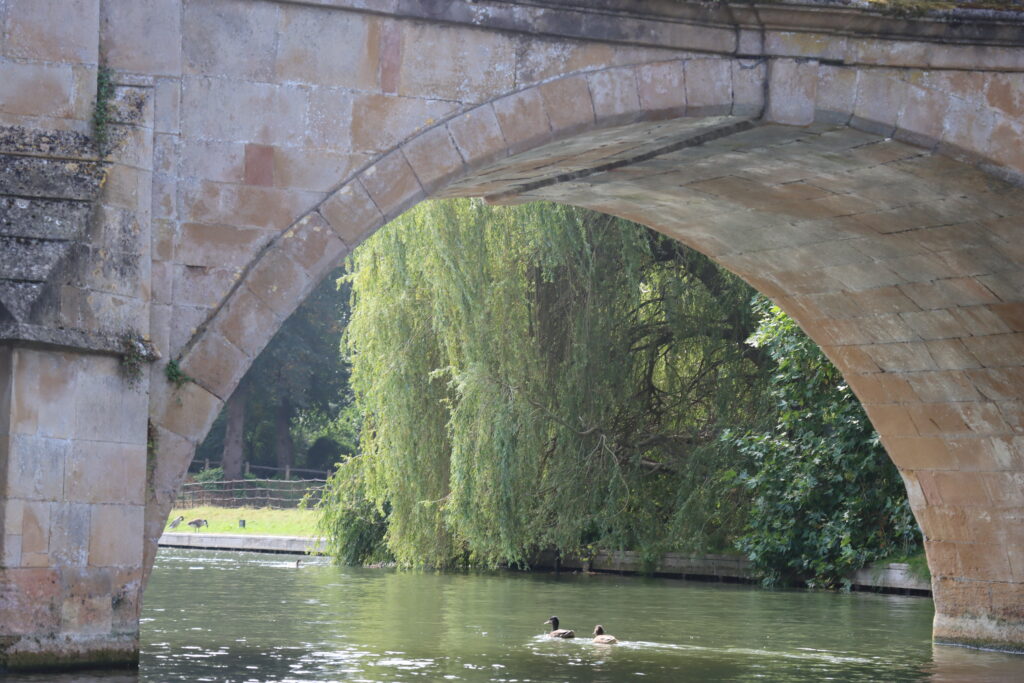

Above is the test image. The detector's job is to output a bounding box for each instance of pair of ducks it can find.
[544,616,618,644]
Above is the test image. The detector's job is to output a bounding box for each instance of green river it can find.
[11,548,1024,681]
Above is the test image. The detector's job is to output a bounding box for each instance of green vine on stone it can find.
[165,359,194,390]
[92,64,115,155]
[119,331,159,387]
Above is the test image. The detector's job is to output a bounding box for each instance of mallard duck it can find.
[592,625,618,644]
[167,515,185,529]
[544,616,575,638]
[187,518,208,530]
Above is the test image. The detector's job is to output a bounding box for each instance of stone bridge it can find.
[1,0,1024,669]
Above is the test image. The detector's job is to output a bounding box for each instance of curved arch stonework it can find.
[1,0,1023,669]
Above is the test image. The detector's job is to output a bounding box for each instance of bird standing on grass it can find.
[167,515,185,529]
[187,518,208,531]
[544,616,575,638]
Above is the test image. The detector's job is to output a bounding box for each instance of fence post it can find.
[204,458,210,470]
[285,465,290,481]
[244,461,250,476]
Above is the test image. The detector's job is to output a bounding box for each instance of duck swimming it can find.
[592,624,618,644]
[544,616,575,638]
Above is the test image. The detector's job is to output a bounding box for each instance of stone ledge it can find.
[158,532,327,555]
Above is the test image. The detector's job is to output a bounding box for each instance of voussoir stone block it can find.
[150,377,222,446]
[766,58,817,126]
[447,105,508,170]
[179,330,249,401]
[402,124,466,193]
[278,212,348,281]
[538,75,595,137]
[587,67,642,124]
[637,61,687,115]
[244,247,314,319]
[357,150,424,221]
[320,179,384,248]
[213,284,281,359]
[492,88,552,155]
[684,59,732,115]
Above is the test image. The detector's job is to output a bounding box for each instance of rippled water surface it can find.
[13,548,1024,682]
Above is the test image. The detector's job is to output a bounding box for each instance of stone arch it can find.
[148,54,1024,651]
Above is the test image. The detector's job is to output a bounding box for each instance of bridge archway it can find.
[1,0,1023,669]
[156,64,1024,653]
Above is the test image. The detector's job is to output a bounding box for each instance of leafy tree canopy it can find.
[320,199,770,567]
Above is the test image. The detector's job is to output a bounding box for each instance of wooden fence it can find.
[174,478,326,509]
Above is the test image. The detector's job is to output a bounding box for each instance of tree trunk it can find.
[222,382,247,480]
[274,400,294,472]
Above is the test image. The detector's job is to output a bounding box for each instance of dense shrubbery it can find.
[726,297,921,587]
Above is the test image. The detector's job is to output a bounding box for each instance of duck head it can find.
[544,616,560,630]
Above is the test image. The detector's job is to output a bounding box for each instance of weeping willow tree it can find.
[319,199,771,567]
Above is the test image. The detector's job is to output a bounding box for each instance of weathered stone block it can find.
[588,66,641,124]
[100,0,182,75]
[277,6,379,89]
[766,58,817,126]
[49,504,92,568]
[180,78,308,147]
[493,88,552,155]
[274,147,364,193]
[0,62,76,119]
[358,150,424,221]
[177,222,272,270]
[397,22,516,103]
[636,60,686,115]
[88,504,144,568]
[150,376,222,445]
[244,248,313,320]
[72,356,148,445]
[402,124,465,193]
[20,501,52,567]
[8,434,66,502]
[538,75,595,137]
[213,284,281,359]
[320,180,384,248]
[684,59,732,114]
[182,0,278,81]
[66,440,146,507]
[447,105,508,170]
[351,92,458,155]
[4,0,99,64]
[179,330,249,401]
[277,212,348,281]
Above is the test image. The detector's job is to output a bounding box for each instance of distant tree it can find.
[196,269,352,476]
[726,296,921,587]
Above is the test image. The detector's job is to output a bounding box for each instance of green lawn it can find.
[167,506,320,537]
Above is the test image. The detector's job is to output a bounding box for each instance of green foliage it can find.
[195,269,354,472]
[92,64,114,155]
[119,331,157,387]
[317,456,393,565]
[193,466,225,491]
[165,359,194,389]
[324,199,768,567]
[726,296,921,588]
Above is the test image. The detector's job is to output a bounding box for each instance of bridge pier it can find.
[0,345,146,670]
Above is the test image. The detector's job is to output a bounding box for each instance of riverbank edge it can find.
[158,532,931,596]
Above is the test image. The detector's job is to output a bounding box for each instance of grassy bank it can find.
[167,506,319,537]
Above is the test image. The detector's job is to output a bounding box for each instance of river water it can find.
[10,548,1024,682]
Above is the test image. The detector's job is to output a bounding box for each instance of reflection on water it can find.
[7,549,1024,681]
